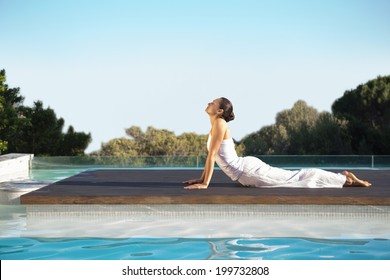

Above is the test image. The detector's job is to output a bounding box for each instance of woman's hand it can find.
[183,178,209,189]
[184,183,208,189]
[182,178,203,185]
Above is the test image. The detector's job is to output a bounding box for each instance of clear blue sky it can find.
[1,0,389,152]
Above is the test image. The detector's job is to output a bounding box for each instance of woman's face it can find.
[205,99,221,115]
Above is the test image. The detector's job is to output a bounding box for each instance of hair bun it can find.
[229,112,235,121]
[219,97,235,122]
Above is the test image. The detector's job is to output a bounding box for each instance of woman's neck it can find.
[208,115,231,140]
[208,114,220,126]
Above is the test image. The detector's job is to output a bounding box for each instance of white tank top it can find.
[207,134,244,181]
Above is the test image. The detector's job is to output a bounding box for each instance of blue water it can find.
[1,237,389,260]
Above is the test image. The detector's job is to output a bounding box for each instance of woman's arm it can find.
[184,119,226,189]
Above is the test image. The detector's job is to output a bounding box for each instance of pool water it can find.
[1,237,389,260]
[30,167,89,181]
[1,203,390,260]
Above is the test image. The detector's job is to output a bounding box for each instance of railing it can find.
[256,155,390,169]
[32,155,390,169]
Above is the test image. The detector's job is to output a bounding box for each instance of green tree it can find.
[274,100,319,154]
[177,132,209,156]
[97,138,138,157]
[18,101,65,155]
[240,100,353,155]
[0,69,25,154]
[311,112,352,155]
[0,95,7,153]
[241,100,321,155]
[16,101,92,156]
[60,126,92,156]
[0,69,92,155]
[95,126,208,156]
[332,75,390,154]
[241,125,282,155]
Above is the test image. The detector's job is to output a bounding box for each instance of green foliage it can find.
[274,100,319,154]
[0,94,7,153]
[310,112,352,154]
[95,138,138,157]
[241,125,279,155]
[60,126,92,156]
[0,69,24,154]
[241,101,317,155]
[0,96,4,110]
[0,69,91,155]
[332,75,390,154]
[240,75,390,155]
[95,126,208,157]
[240,100,354,155]
[0,140,7,153]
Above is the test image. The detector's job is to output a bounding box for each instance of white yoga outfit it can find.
[208,135,346,188]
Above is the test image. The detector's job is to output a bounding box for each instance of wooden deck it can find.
[20,169,390,205]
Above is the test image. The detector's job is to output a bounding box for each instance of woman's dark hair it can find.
[218,97,235,122]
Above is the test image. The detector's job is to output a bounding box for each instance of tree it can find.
[240,100,354,155]
[95,126,208,156]
[0,69,25,154]
[0,95,7,153]
[15,101,91,156]
[274,100,319,154]
[177,132,209,156]
[97,138,138,157]
[0,69,92,155]
[332,75,390,154]
[60,126,92,156]
[310,112,352,155]
[240,125,283,155]
[241,100,321,155]
[16,101,65,155]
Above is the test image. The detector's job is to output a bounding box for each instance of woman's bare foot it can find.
[342,171,372,187]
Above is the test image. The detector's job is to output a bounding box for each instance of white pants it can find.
[237,156,346,188]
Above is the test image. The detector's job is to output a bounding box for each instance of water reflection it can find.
[1,237,389,260]
[207,238,289,260]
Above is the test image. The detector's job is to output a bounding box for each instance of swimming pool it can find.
[1,203,390,260]
[2,236,389,260]
[1,157,390,260]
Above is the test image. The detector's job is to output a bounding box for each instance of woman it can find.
[183,97,372,189]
